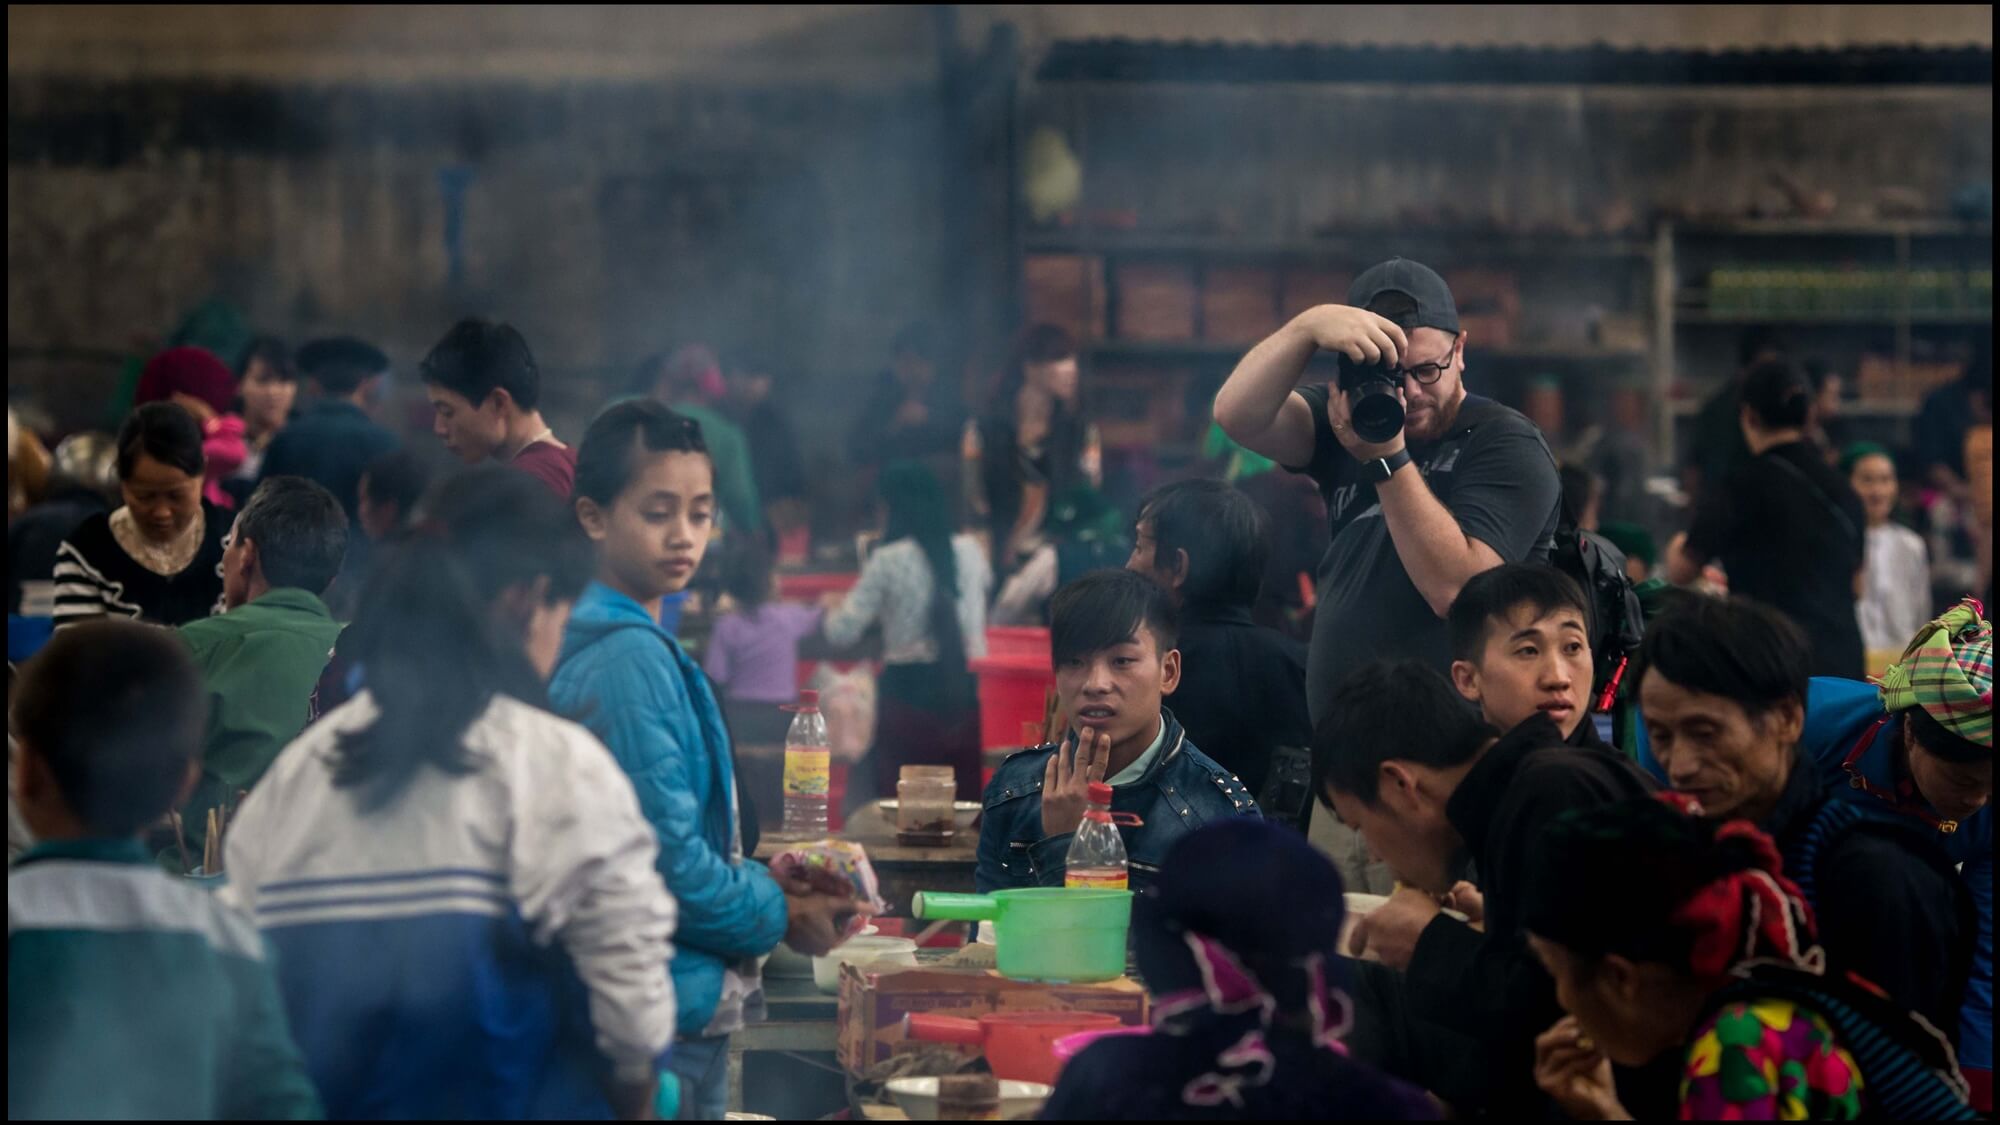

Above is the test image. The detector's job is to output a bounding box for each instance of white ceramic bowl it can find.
[812,934,918,994]
[886,1077,1052,1120]
[771,924,876,980]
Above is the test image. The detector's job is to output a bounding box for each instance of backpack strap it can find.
[1786,796,1869,915]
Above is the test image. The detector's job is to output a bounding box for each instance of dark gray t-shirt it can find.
[1287,385,1562,724]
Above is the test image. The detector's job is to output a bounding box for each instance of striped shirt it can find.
[223,691,679,1118]
[9,838,322,1120]
[52,505,226,628]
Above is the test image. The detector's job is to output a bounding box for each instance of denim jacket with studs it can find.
[974,709,1260,894]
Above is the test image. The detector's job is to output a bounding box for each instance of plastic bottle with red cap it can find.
[1065,781,1140,890]
[782,689,830,837]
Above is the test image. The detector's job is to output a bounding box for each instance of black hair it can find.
[1739,358,1813,431]
[1558,463,1599,522]
[1736,326,1788,370]
[237,476,350,596]
[1448,564,1591,665]
[574,398,713,508]
[1521,797,1811,972]
[1051,568,1179,668]
[722,534,774,614]
[880,461,968,676]
[12,620,207,836]
[1017,323,1077,368]
[991,323,1079,413]
[238,336,296,382]
[1907,704,1991,766]
[1633,595,1810,720]
[359,449,431,530]
[1313,659,1498,806]
[296,337,390,396]
[420,318,543,412]
[116,402,205,480]
[1136,479,1268,610]
[333,468,591,812]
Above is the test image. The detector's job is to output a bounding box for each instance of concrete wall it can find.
[13,5,1988,80]
[8,7,968,450]
[1051,84,1993,236]
[7,5,1991,441]
[967,4,1993,52]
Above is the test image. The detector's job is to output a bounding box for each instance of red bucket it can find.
[971,628,1054,753]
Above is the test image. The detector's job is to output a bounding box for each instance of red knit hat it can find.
[136,347,237,416]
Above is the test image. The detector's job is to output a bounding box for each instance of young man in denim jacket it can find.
[977,569,1259,894]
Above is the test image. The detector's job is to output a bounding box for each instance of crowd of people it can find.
[6,259,1992,1121]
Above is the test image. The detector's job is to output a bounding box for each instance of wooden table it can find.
[756,802,980,917]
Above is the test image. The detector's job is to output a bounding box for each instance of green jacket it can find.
[8,838,322,1120]
[176,588,343,854]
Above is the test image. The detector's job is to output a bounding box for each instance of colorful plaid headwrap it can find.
[1877,598,1993,749]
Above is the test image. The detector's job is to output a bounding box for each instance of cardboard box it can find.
[1114,262,1197,341]
[1280,267,1353,319]
[1024,254,1107,341]
[1200,265,1282,343]
[837,966,1149,1074]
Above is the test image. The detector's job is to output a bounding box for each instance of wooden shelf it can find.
[1674,309,1991,326]
[1669,398,1921,418]
[1672,219,1994,239]
[1023,229,1653,260]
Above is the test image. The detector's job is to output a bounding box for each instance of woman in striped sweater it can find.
[52,403,226,629]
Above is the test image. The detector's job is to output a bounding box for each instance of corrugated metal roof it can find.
[1035,40,1994,85]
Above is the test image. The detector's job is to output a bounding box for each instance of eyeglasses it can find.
[1388,340,1460,386]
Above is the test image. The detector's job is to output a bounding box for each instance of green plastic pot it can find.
[913,888,1132,983]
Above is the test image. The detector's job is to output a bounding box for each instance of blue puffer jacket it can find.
[549,582,788,1037]
[976,710,1260,894]
[1799,677,1992,1080]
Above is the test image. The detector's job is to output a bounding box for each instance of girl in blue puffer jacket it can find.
[552,399,857,1119]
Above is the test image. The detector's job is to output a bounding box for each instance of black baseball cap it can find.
[1347,258,1460,336]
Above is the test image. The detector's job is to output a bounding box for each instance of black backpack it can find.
[1550,498,1646,714]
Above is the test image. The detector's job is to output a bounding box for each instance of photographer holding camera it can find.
[1215,259,1562,727]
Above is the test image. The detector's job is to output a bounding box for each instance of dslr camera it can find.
[1335,354,1406,444]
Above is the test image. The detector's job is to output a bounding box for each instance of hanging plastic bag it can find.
[810,662,878,765]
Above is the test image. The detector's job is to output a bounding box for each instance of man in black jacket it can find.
[1128,479,1312,825]
[1636,594,1973,1043]
[1315,659,1655,1117]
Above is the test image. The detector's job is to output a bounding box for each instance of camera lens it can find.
[1337,354,1406,444]
[1350,385,1405,444]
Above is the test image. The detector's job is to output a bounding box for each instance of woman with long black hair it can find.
[826,461,993,802]
[963,324,1102,578]
[1670,358,1867,677]
[223,468,680,1120]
